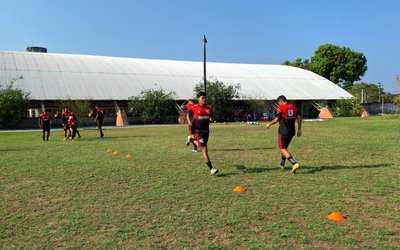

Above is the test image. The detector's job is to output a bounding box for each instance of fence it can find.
[364,103,400,114]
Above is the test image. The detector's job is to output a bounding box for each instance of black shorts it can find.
[195,132,209,148]
[63,123,70,130]
[96,119,103,128]
[42,123,50,132]
[278,133,294,149]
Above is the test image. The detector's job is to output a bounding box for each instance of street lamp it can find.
[203,35,207,94]
[377,82,381,103]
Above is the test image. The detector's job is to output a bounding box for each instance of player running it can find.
[61,106,81,140]
[184,100,198,152]
[266,95,302,174]
[94,104,105,138]
[38,109,52,141]
[67,116,78,142]
[187,92,219,175]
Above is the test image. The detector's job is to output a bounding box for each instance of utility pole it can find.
[203,35,207,94]
[377,82,381,103]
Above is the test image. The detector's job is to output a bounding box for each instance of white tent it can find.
[0,50,352,101]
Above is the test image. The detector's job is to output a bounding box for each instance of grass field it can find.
[1,116,399,249]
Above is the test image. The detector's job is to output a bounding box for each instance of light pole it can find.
[203,35,207,94]
[377,82,381,103]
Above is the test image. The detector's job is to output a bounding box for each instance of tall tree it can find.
[283,44,367,88]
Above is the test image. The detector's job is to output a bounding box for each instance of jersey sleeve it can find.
[275,107,283,120]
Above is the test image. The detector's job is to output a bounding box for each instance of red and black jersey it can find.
[276,104,297,135]
[68,118,77,128]
[61,111,70,123]
[96,107,104,121]
[39,113,52,124]
[188,104,213,132]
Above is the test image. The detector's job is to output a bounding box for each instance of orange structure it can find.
[116,109,129,126]
[318,107,334,119]
[327,212,346,221]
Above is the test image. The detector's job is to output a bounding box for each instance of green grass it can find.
[1,116,400,249]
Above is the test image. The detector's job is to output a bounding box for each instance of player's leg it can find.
[279,134,299,174]
[46,127,50,141]
[75,128,81,138]
[42,129,46,141]
[198,133,218,175]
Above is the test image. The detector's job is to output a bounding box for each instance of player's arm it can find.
[38,117,42,128]
[296,114,302,137]
[266,117,279,129]
[187,110,192,126]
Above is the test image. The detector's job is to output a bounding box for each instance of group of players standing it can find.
[38,104,105,141]
[183,92,302,175]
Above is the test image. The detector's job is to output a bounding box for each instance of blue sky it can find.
[1,0,399,93]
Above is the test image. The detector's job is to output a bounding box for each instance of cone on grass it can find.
[106,149,113,153]
[327,212,346,221]
[234,186,246,193]
[126,153,133,158]
[113,151,120,156]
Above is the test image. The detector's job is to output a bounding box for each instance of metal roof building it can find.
[0,50,352,101]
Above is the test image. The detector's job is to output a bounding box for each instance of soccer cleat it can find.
[186,135,191,146]
[192,149,198,153]
[291,163,300,174]
[210,168,219,175]
[78,135,81,138]
[63,137,67,141]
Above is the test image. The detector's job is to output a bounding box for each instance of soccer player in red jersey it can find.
[61,106,81,140]
[67,116,78,141]
[266,95,302,174]
[38,109,52,141]
[94,104,105,138]
[184,100,198,152]
[187,92,219,175]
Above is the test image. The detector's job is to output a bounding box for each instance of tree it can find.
[128,88,177,124]
[311,44,367,88]
[332,97,362,117]
[0,84,30,129]
[283,58,311,70]
[283,44,367,89]
[194,81,241,120]
[346,83,380,103]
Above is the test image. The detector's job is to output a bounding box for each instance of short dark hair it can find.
[277,95,287,102]
[64,106,69,109]
[197,91,207,98]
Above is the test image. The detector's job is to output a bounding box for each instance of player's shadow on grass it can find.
[234,165,277,173]
[80,135,151,141]
[216,172,238,178]
[302,163,394,174]
[213,147,274,152]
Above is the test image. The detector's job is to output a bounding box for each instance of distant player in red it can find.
[67,116,78,141]
[187,92,218,175]
[184,100,198,152]
[61,106,81,140]
[94,104,105,138]
[61,107,70,140]
[266,95,302,174]
[38,109,52,141]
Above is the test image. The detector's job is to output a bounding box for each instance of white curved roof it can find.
[0,50,352,101]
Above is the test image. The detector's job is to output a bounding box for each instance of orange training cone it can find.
[113,151,120,156]
[106,149,113,153]
[126,153,133,158]
[234,186,246,193]
[327,212,346,221]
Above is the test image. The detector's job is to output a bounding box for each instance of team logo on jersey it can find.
[206,110,210,114]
